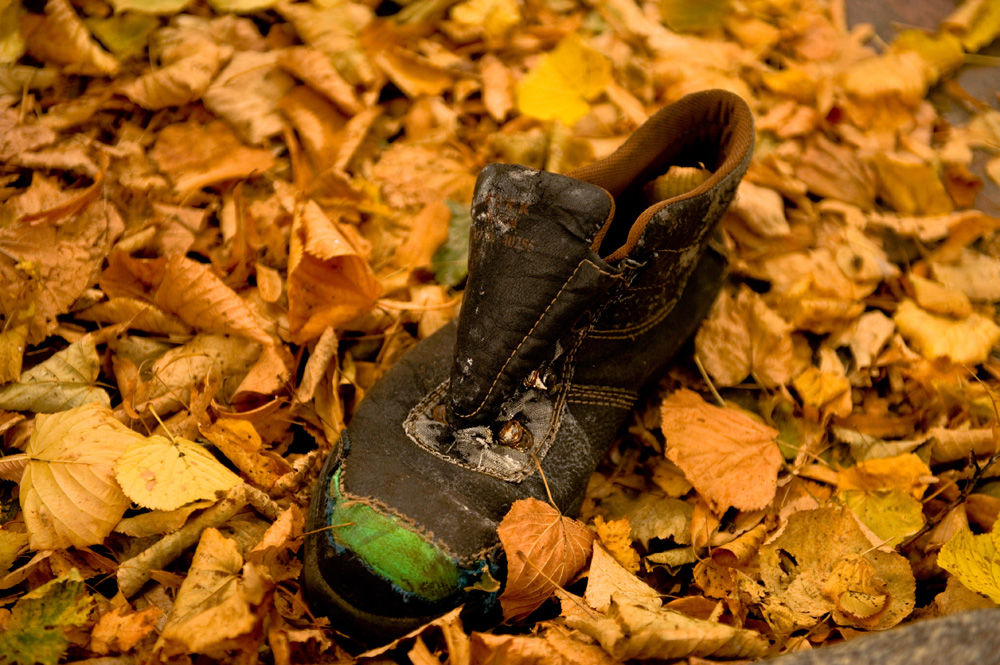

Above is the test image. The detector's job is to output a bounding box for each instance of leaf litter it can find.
[0,0,999,662]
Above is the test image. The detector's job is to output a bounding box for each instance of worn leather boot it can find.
[304,89,755,643]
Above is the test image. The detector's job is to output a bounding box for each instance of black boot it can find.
[303,89,755,643]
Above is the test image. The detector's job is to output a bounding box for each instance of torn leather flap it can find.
[446,163,621,428]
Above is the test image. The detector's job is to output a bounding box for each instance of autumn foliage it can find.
[1,0,1000,662]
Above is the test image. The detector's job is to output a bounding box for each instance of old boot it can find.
[303,89,755,643]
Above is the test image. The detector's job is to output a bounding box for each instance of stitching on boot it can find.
[453,257,618,420]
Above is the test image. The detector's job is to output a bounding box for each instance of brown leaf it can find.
[661,389,782,513]
[203,51,296,145]
[119,39,227,109]
[149,119,277,194]
[498,497,595,621]
[21,0,120,76]
[276,46,363,116]
[287,199,381,343]
[90,605,163,655]
[585,542,661,613]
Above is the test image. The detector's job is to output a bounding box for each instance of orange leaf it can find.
[286,200,381,343]
[661,389,782,513]
[497,497,594,621]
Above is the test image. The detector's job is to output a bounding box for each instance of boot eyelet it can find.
[497,419,533,451]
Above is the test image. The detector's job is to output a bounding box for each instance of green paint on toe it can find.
[328,469,461,602]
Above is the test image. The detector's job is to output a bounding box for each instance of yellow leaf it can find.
[0,0,25,64]
[155,528,262,658]
[871,152,953,216]
[200,419,292,491]
[497,497,594,621]
[894,298,1000,365]
[839,489,925,547]
[593,515,640,574]
[19,403,143,549]
[759,507,915,631]
[660,0,730,32]
[908,273,973,319]
[890,29,964,83]
[451,0,521,40]
[585,542,661,613]
[0,334,109,412]
[938,520,1000,604]
[661,389,782,513]
[837,453,933,499]
[114,434,242,511]
[516,33,611,125]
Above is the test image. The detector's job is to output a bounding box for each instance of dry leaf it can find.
[837,453,934,499]
[0,335,109,412]
[287,199,381,343]
[894,299,1000,365]
[203,50,296,145]
[585,542,661,613]
[149,119,277,194]
[568,597,770,661]
[120,40,228,109]
[18,403,143,549]
[21,0,120,76]
[661,389,782,513]
[694,287,797,388]
[516,33,611,125]
[89,605,163,655]
[155,528,266,657]
[114,434,242,511]
[498,497,595,621]
[200,418,292,491]
[593,515,640,574]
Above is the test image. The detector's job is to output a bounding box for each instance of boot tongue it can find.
[446,163,617,428]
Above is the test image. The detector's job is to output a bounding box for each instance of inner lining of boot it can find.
[571,91,755,260]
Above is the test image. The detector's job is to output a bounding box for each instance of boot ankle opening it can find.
[573,89,755,260]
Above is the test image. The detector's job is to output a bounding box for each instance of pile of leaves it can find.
[0,0,999,661]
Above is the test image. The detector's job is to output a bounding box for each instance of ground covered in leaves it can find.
[1,0,1000,662]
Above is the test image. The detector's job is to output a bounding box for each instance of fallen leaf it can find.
[758,507,915,632]
[839,489,925,548]
[694,287,797,388]
[119,39,227,109]
[894,298,1000,365]
[0,335,109,412]
[276,46,363,116]
[114,501,215,538]
[568,597,770,661]
[931,250,1000,302]
[585,542,661,613]
[450,0,520,41]
[516,33,611,125]
[17,403,142,549]
[21,0,120,76]
[149,119,277,194]
[837,453,934,499]
[498,497,595,621]
[872,151,953,216]
[89,605,163,655]
[0,569,94,665]
[203,50,296,145]
[661,389,782,513]
[938,520,1000,604]
[201,419,292,491]
[628,495,692,548]
[155,528,266,658]
[287,199,381,343]
[593,515,640,574]
[115,434,242,511]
